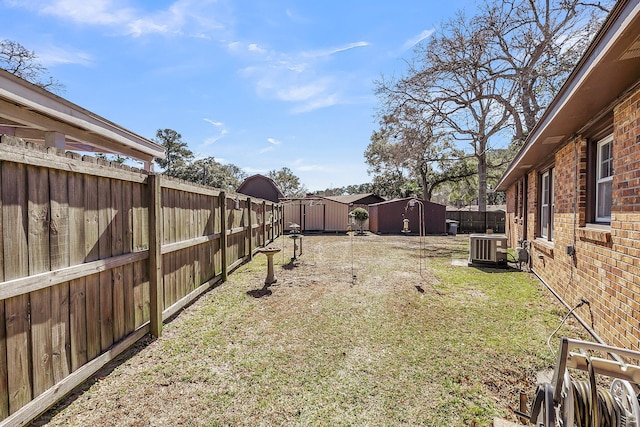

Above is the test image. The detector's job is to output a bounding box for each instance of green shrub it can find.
[350,207,369,234]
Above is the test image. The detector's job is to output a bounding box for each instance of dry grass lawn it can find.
[32,234,581,426]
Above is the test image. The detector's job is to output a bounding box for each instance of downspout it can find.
[523,175,528,242]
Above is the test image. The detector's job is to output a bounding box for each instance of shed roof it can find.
[0,69,164,167]
[496,0,640,191]
[323,193,384,205]
[237,174,285,199]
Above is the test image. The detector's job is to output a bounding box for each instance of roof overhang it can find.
[0,69,164,166]
[496,0,640,191]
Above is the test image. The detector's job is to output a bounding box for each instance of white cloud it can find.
[248,43,267,54]
[303,41,369,58]
[402,29,435,50]
[237,42,367,113]
[267,138,281,145]
[285,8,308,23]
[204,118,224,127]
[259,146,274,154]
[5,0,227,38]
[203,129,229,146]
[227,41,242,52]
[292,94,340,114]
[128,19,171,37]
[35,43,94,67]
[275,80,329,102]
[39,0,135,26]
[227,41,273,58]
[290,159,324,172]
[227,24,369,113]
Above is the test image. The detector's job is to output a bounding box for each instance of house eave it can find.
[497,0,640,191]
[0,69,165,164]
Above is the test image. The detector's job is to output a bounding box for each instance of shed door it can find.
[304,205,324,231]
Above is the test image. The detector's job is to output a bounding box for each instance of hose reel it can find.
[527,338,640,426]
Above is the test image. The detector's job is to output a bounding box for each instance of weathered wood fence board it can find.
[0,137,283,426]
[3,161,31,415]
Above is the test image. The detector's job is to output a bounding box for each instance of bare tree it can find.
[403,12,514,210]
[0,39,64,93]
[480,0,614,138]
[372,0,612,210]
[366,103,475,201]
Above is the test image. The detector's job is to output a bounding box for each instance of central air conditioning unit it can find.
[469,234,508,265]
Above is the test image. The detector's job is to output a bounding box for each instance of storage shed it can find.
[237,174,284,203]
[368,198,446,235]
[282,196,350,233]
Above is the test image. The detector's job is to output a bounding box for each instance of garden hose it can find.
[571,378,624,427]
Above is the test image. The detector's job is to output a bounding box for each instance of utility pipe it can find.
[531,269,603,344]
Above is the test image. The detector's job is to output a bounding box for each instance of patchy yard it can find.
[33,234,581,426]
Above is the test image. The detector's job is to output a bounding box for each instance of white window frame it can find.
[540,169,553,240]
[595,134,613,223]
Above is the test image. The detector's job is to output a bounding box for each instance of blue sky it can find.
[1,0,473,191]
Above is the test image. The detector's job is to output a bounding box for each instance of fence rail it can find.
[0,136,283,426]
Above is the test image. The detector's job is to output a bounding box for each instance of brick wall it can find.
[503,86,640,350]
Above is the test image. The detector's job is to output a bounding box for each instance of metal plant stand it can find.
[288,223,303,261]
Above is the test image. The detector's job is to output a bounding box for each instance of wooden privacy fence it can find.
[0,137,283,426]
[445,211,506,234]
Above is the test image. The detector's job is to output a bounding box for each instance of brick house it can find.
[496,0,640,349]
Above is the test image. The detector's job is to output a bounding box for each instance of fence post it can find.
[247,197,253,260]
[220,192,228,282]
[262,200,267,246]
[147,173,163,338]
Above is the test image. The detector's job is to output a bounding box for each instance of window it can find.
[514,178,525,223]
[515,182,520,221]
[519,177,526,220]
[595,135,613,222]
[540,169,553,240]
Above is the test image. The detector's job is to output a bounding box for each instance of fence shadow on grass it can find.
[29,335,154,426]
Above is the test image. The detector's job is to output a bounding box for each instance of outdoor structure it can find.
[237,174,285,203]
[368,198,446,235]
[282,196,349,232]
[281,194,383,233]
[0,69,164,169]
[0,72,284,426]
[496,0,640,350]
